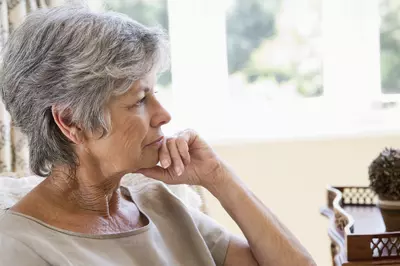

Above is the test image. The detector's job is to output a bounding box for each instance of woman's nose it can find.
[151,100,171,128]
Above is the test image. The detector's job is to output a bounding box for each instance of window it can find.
[226,0,323,101]
[88,0,400,142]
[380,0,400,94]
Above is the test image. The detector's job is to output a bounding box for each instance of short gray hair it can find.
[0,6,169,176]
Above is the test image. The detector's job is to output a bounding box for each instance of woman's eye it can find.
[129,90,156,109]
[135,96,147,106]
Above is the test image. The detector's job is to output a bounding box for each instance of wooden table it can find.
[321,186,400,266]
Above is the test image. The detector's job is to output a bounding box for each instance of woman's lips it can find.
[146,136,164,147]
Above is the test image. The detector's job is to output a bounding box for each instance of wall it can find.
[206,134,400,265]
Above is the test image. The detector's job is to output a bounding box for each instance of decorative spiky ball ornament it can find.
[369,148,400,200]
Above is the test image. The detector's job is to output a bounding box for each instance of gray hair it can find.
[0,6,169,176]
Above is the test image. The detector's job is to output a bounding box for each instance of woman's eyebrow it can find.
[127,86,149,98]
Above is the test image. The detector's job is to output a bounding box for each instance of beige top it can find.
[0,180,230,266]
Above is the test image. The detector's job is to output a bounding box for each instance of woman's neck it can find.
[43,164,126,217]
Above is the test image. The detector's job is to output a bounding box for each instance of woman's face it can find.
[84,75,171,177]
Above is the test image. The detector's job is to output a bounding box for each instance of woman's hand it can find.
[137,129,225,188]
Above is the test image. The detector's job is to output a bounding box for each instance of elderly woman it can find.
[0,6,315,266]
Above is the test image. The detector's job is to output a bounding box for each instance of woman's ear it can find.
[51,106,84,144]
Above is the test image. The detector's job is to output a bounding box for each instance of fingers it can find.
[139,129,203,184]
[158,131,192,176]
[153,130,196,179]
[176,137,190,165]
[159,138,171,169]
[167,138,184,176]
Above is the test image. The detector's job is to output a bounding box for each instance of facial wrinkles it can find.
[121,115,142,150]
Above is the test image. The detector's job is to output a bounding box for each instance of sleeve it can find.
[188,207,231,266]
[0,234,49,266]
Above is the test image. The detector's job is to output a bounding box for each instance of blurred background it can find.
[88,0,400,264]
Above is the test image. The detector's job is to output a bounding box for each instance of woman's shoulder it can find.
[0,209,32,235]
[0,209,16,231]
[0,211,45,259]
[0,231,47,265]
[0,211,49,264]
